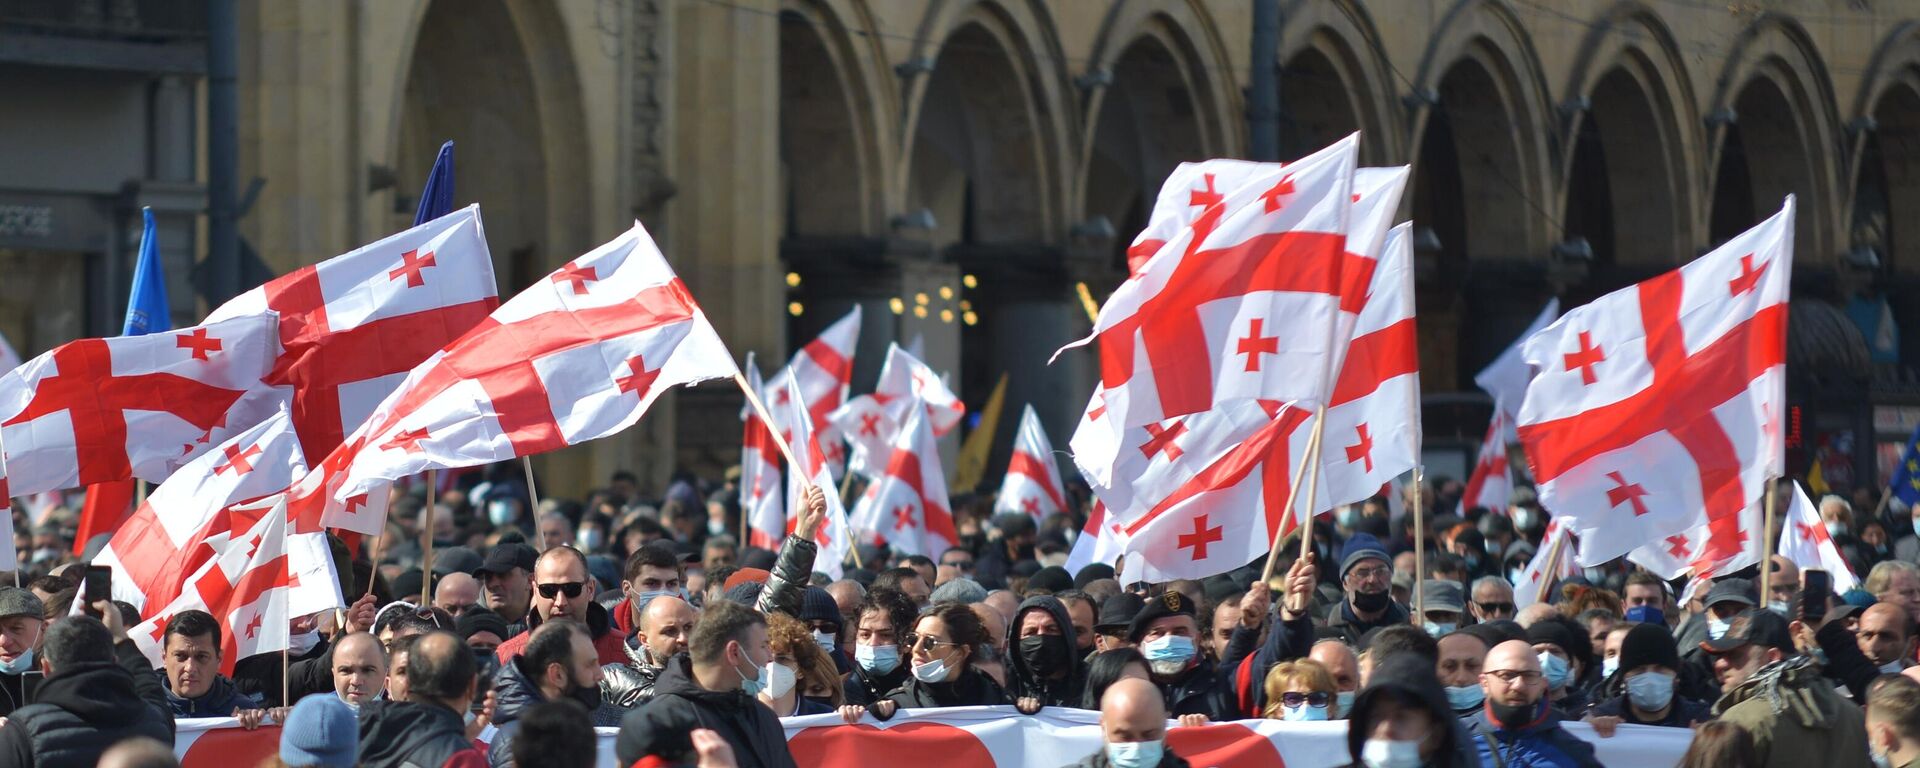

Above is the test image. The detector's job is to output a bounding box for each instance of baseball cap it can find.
[1700,608,1795,655]
[1704,577,1758,610]
[1420,580,1465,614]
[475,543,537,577]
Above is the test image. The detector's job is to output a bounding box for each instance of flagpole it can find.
[1411,465,1426,620]
[1537,525,1568,606]
[1298,408,1329,562]
[281,502,291,709]
[521,458,545,551]
[1074,283,1100,324]
[1759,476,1779,607]
[733,374,804,476]
[420,470,436,605]
[1872,485,1892,526]
[1260,415,1322,583]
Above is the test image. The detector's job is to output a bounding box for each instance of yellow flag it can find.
[951,373,1009,492]
[1807,456,1829,497]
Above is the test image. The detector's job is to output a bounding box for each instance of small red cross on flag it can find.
[388,248,437,287]
[848,401,956,558]
[214,443,263,477]
[994,405,1068,523]
[1778,480,1860,592]
[175,328,223,361]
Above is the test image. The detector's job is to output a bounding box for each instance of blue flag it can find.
[413,141,455,226]
[122,207,171,336]
[1891,422,1920,507]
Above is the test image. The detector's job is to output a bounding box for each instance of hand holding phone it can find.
[1800,568,1831,625]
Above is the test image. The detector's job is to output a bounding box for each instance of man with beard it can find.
[1467,640,1601,767]
[1006,595,1087,709]
[1130,555,1317,720]
[1323,534,1408,646]
[602,595,697,706]
[487,620,606,767]
[842,589,917,706]
[495,546,626,665]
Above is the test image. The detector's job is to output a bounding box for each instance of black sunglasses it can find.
[1477,601,1516,614]
[536,581,586,599]
[1281,691,1331,708]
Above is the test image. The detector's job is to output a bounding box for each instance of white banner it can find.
[175,705,1693,768]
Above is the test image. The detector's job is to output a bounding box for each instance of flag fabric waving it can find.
[994,405,1067,524]
[124,207,172,337]
[782,377,851,578]
[315,222,737,534]
[1518,197,1793,566]
[1779,481,1859,592]
[1458,411,1513,515]
[764,306,861,476]
[828,393,894,480]
[0,432,13,571]
[204,205,499,463]
[1513,519,1581,611]
[1889,422,1920,509]
[1063,500,1122,575]
[874,343,965,437]
[414,141,456,225]
[1311,218,1419,512]
[740,354,785,551]
[1476,299,1561,426]
[129,493,295,674]
[1059,134,1357,433]
[0,315,283,496]
[849,400,958,557]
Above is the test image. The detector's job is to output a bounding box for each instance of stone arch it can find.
[779,0,892,238]
[1558,3,1703,272]
[1275,0,1404,164]
[390,0,590,291]
[1850,22,1920,276]
[1705,15,1844,263]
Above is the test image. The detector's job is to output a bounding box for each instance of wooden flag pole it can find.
[522,457,546,551]
[733,372,859,568]
[1260,430,1320,583]
[1411,465,1426,620]
[1537,525,1568,605]
[1759,476,1780,606]
[420,470,437,605]
[1298,409,1329,562]
[1872,485,1893,526]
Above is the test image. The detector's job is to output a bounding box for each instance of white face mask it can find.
[1362,738,1424,768]
[911,657,950,683]
[1707,615,1730,640]
[287,629,322,657]
[762,662,796,699]
[812,630,837,653]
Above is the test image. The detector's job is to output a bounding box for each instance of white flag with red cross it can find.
[92,407,307,615]
[1115,405,1315,583]
[1512,518,1582,611]
[1459,411,1513,515]
[782,377,851,578]
[1477,299,1561,430]
[993,405,1067,524]
[1778,481,1859,592]
[1058,134,1357,435]
[741,354,786,551]
[873,343,964,437]
[314,222,738,534]
[1063,500,1124,575]
[849,399,958,557]
[827,394,895,481]
[1627,493,1764,583]
[764,306,860,478]
[129,493,296,673]
[0,315,284,496]
[1310,220,1419,512]
[1519,197,1792,566]
[205,205,498,464]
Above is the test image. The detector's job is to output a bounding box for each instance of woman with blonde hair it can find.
[761,612,844,716]
[1263,658,1340,721]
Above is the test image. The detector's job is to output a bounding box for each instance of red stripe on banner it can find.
[1328,317,1417,407]
[788,723,999,767]
[180,724,279,768]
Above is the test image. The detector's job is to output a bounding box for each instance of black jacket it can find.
[842,661,909,707]
[0,667,44,717]
[754,535,818,621]
[358,699,480,768]
[1588,693,1712,727]
[0,640,175,768]
[486,655,545,768]
[884,665,1011,710]
[1346,655,1475,768]
[633,654,795,768]
[162,673,262,717]
[1005,596,1087,708]
[232,638,333,707]
[1814,618,1882,704]
[1320,598,1410,647]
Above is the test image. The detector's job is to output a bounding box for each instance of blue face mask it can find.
[1337,689,1356,715]
[1539,651,1571,690]
[1424,621,1455,638]
[856,643,900,675]
[1106,740,1165,768]
[1445,683,1484,711]
[735,651,766,696]
[1141,635,1196,664]
[1282,703,1330,722]
[0,649,33,676]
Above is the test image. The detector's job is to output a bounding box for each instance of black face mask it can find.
[1490,698,1540,730]
[1018,634,1071,675]
[568,678,602,711]
[1351,589,1390,613]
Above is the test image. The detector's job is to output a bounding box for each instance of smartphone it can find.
[84,565,111,605]
[1801,568,1831,624]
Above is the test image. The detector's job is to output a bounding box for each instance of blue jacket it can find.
[1466,700,1602,768]
[161,673,261,717]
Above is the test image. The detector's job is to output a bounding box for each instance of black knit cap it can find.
[1525,616,1592,663]
[1616,622,1679,674]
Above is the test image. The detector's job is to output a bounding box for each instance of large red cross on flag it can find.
[204,206,498,464]
[1058,135,1357,434]
[849,400,958,557]
[1777,481,1859,592]
[0,316,283,495]
[740,355,786,551]
[994,405,1068,524]
[873,343,964,437]
[782,377,851,577]
[311,222,738,534]
[92,407,307,615]
[1519,197,1793,566]
[764,306,860,478]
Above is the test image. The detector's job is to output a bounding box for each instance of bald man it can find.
[1468,640,1600,767]
[1310,640,1362,715]
[601,595,696,706]
[1859,603,1914,673]
[332,632,387,711]
[1066,677,1180,768]
[434,572,482,618]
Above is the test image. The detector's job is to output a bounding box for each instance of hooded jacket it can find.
[1467,696,1602,768]
[1340,655,1473,768]
[1005,596,1087,708]
[357,698,483,768]
[636,654,796,768]
[1713,655,1873,768]
[0,640,174,768]
[162,672,262,717]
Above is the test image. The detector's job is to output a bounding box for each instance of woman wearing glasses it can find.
[1262,659,1341,721]
[836,603,1009,722]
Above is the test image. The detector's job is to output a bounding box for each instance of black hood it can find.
[1346,654,1459,764]
[34,660,151,724]
[652,653,758,712]
[1005,595,1085,701]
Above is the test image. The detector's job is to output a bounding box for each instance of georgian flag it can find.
[741,354,786,551]
[1778,481,1859,592]
[1513,519,1583,611]
[1458,412,1513,515]
[782,377,851,577]
[993,405,1067,523]
[764,307,860,477]
[849,399,958,557]
[831,344,963,477]
[129,493,300,673]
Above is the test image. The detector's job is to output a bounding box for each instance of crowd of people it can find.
[7,465,1920,767]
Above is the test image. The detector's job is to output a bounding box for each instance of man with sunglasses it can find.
[494,546,627,666]
[1470,576,1517,624]
[936,548,974,586]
